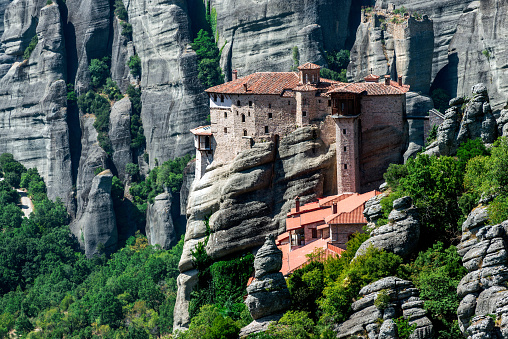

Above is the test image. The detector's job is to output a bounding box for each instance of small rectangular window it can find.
[224,127,227,134]
[249,101,253,107]
[224,112,227,118]
[343,129,347,134]
[269,104,272,108]
[268,113,273,119]
[312,228,317,238]
[344,146,347,152]
[288,101,291,105]
[344,164,347,169]
[265,126,269,134]
[302,111,307,117]
[328,100,331,107]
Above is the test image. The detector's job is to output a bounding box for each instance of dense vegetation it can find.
[320,50,349,82]
[191,29,224,89]
[0,154,186,338]
[23,35,38,60]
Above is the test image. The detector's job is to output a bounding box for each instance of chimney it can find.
[384,75,391,86]
[243,83,248,92]
[398,75,403,86]
[295,196,300,212]
[232,70,238,81]
[332,202,337,214]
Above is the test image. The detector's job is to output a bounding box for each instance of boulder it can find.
[355,196,420,259]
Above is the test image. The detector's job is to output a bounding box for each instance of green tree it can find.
[23,35,38,60]
[89,57,110,88]
[431,88,451,113]
[191,29,223,88]
[128,55,141,78]
[126,85,145,150]
[114,0,128,20]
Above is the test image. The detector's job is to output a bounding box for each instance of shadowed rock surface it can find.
[356,196,420,259]
[70,169,117,257]
[109,97,132,182]
[335,277,433,339]
[174,126,336,330]
[456,206,508,337]
[146,192,177,249]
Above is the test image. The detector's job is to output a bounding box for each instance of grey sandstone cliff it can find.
[174,126,336,331]
[146,192,177,249]
[109,97,133,182]
[212,0,354,79]
[71,170,117,257]
[335,277,433,339]
[456,206,508,337]
[126,0,208,165]
[0,3,73,207]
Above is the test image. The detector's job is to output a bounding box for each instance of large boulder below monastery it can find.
[173,126,336,331]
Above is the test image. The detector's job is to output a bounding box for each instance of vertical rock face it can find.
[0,3,73,207]
[245,234,291,320]
[108,97,132,182]
[335,277,433,339]
[66,0,111,93]
[355,196,420,259]
[213,0,353,79]
[456,206,508,337]
[111,17,135,93]
[146,192,177,249]
[174,126,336,330]
[126,0,208,165]
[180,159,195,216]
[72,170,117,257]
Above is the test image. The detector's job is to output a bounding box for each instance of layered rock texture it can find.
[174,126,336,330]
[126,0,208,165]
[146,192,177,250]
[456,206,508,337]
[245,234,291,320]
[425,84,498,156]
[335,277,433,339]
[212,0,356,79]
[108,97,133,182]
[70,170,117,257]
[356,196,420,259]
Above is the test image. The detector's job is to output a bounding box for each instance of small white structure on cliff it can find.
[192,63,410,194]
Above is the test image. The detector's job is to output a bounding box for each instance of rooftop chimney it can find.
[295,196,300,212]
[332,202,337,214]
[232,70,238,81]
[398,75,403,86]
[384,75,391,86]
[243,83,248,92]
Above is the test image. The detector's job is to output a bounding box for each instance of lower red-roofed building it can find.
[276,190,380,276]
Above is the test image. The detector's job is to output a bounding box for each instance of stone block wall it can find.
[335,117,360,193]
[330,224,364,248]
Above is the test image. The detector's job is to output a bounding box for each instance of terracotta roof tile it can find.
[298,62,321,70]
[205,72,300,95]
[326,81,410,96]
[324,191,381,224]
[278,239,342,276]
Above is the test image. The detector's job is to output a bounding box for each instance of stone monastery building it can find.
[191,63,410,194]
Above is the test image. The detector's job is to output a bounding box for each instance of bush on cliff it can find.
[191,29,224,88]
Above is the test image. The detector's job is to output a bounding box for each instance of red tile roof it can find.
[298,62,321,70]
[190,125,212,136]
[205,72,300,95]
[318,193,354,207]
[324,191,381,224]
[327,81,410,96]
[364,74,380,82]
[278,239,342,276]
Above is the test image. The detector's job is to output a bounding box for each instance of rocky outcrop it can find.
[180,159,195,216]
[71,170,117,257]
[126,0,208,165]
[174,126,335,330]
[111,17,136,93]
[109,97,132,182]
[213,0,353,79]
[356,196,420,259]
[348,10,434,95]
[75,116,108,218]
[245,235,291,321]
[0,3,73,208]
[425,84,497,156]
[146,192,177,250]
[456,206,508,337]
[335,277,433,339]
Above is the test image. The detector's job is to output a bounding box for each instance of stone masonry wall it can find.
[335,117,360,193]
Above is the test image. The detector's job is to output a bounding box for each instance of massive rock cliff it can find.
[212,0,359,79]
[126,0,208,165]
[174,126,336,330]
[0,3,73,207]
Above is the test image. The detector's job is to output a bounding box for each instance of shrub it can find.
[191,29,223,88]
[103,77,123,101]
[89,57,110,88]
[430,88,450,113]
[126,85,145,149]
[425,124,438,145]
[23,35,38,60]
[128,55,141,78]
[291,46,300,72]
[121,22,133,39]
[125,163,139,177]
[179,304,240,339]
[66,83,77,103]
[267,310,316,339]
[114,0,128,21]
[394,317,416,339]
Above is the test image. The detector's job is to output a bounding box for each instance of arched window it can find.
[243,130,247,136]
[242,114,245,122]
